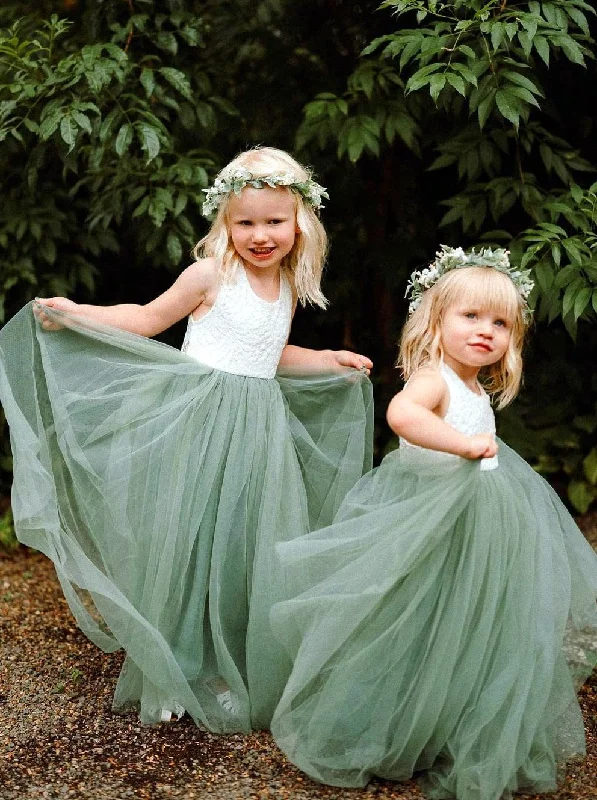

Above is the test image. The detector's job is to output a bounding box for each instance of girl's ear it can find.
[295,225,301,234]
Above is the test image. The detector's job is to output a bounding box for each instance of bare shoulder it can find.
[407,365,445,391]
[184,257,220,291]
[389,366,447,412]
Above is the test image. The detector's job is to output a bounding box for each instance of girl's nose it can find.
[252,227,268,243]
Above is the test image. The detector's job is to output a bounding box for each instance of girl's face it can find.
[440,301,512,376]
[228,186,298,273]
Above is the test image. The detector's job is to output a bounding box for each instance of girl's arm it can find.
[277,289,372,373]
[387,369,497,460]
[278,344,372,374]
[35,259,217,337]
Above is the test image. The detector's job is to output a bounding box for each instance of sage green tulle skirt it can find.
[0,304,372,732]
[270,445,597,799]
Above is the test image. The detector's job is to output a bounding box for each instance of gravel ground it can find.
[2,514,597,800]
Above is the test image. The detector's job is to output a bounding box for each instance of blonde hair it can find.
[193,147,328,308]
[398,266,530,408]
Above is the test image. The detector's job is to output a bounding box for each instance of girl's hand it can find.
[329,350,373,375]
[463,434,498,461]
[277,346,372,375]
[33,297,80,330]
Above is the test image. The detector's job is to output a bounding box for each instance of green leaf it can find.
[428,153,458,171]
[584,448,597,485]
[115,123,133,157]
[562,277,584,318]
[137,123,160,163]
[429,74,446,101]
[562,239,584,264]
[156,32,178,55]
[520,17,538,39]
[501,70,543,97]
[507,86,541,109]
[459,45,476,60]
[517,30,533,59]
[99,108,121,143]
[570,184,584,204]
[159,67,193,99]
[385,111,419,152]
[140,68,156,97]
[553,264,579,289]
[477,93,494,129]
[42,239,57,265]
[166,230,183,264]
[196,101,216,130]
[60,114,77,151]
[504,22,518,41]
[405,63,443,94]
[539,143,553,173]
[490,22,504,51]
[555,34,586,66]
[22,118,39,134]
[520,244,542,269]
[592,287,597,314]
[533,36,550,66]
[446,73,466,96]
[562,309,578,340]
[174,193,188,216]
[533,260,554,292]
[539,222,567,236]
[574,287,592,320]
[450,63,477,87]
[72,111,92,134]
[568,479,595,513]
[565,5,590,34]
[39,110,62,141]
[132,196,150,218]
[495,90,520,128]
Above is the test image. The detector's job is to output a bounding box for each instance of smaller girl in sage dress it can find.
[270,246,597,800]
[0,146,373,732]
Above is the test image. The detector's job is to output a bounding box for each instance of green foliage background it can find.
[1,0,597,542]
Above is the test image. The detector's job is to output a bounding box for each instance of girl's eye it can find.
[464,312,477,319]
[494,318,508,328]
[269,219,284,225]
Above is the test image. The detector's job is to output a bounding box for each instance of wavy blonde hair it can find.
[193,147,328,308]
[398,266,531,408]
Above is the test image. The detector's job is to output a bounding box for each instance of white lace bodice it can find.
[181,266,292,378]
[400,362,498,471]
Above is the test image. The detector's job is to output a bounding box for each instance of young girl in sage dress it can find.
[0,146,373,732]
[270,246,597,800]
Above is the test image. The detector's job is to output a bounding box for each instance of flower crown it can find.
[405,245,534,316]
[202,166,328,218]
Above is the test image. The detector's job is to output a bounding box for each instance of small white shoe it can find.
[160,702,185,723]
[216,689,240,715]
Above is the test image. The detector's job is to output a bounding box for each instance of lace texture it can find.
[182,266,292,378]
[400,362,498,471]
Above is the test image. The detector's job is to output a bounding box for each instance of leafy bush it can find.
[294,0,597,511]
[0,9,237,319]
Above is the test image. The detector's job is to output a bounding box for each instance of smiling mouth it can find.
[471,343,492,352]
[250,247,275,255]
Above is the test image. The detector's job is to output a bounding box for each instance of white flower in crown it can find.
[202,168,329,218]
[405,244,534,317]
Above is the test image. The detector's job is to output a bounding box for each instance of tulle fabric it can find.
[270,444,597,799]
[0,304,372,732]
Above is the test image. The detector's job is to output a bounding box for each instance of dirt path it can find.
[1,549,596,800]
